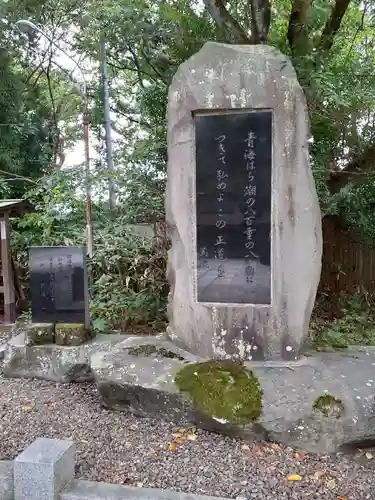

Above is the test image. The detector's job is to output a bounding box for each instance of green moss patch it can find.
[128,344,158,356]
[127,344,184,361]
[175,360,263,425]
[313,394,345,418]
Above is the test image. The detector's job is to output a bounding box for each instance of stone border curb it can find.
[61,480,230,500]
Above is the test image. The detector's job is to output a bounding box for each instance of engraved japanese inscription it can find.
[30,246,89,323]
[195,109,272,304]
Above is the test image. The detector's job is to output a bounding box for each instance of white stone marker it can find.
[14,437,75,500]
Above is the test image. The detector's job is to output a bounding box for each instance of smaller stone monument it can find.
[166,42,322,361]
[28,246,92,346]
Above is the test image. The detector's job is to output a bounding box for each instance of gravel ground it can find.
[0,376,375,499]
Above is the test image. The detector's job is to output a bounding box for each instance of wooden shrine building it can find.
[0,199,35,324]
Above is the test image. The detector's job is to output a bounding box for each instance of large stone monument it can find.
[86,45,375,456]
[166,42,322,361]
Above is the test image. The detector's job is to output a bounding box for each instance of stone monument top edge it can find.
[169,42,295,85]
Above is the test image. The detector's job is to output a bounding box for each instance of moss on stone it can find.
[174,360,263,425]
[55,323,93,346]
[313,394,345,418]
[158,347,184,361]
[128,344,158,357]
[56,323,84,329]
[25,323,54,346]
[127,344,184,361]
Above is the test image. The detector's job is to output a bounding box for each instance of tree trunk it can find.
[250,0,271,44]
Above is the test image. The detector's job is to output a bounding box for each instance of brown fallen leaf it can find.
[337,496,347,500]
[294,451,308,460]
[269,443,281,450]
[287,474,303,481]
[187,433,197,441]
[251,444,265,455]
[173,438,186,445]
[172,428,185,437]
[365,452,373,460]
[241,444,251,451]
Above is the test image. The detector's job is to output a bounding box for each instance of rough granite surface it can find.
[2,332,126,382]
[14,438,75,500]
[92,339,375,454]
[166,42,322,361]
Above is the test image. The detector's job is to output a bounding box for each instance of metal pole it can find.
[83,104,93,258]
[15,19,94,256]
[100,36,115,210]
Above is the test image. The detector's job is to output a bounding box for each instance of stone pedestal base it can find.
[24,323,55,346]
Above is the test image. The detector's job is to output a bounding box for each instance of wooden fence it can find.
[133,216,374,294]
[320,216,375,293]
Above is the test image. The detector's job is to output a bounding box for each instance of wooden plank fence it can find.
[132,217,374,294]
[320,216,375,293]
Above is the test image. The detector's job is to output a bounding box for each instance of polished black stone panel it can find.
[29,246,89,323]
[195,109,272,304]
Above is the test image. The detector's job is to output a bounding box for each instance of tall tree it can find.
[0,49,53,198]
[73,0,375,207]
[7,0,375,232]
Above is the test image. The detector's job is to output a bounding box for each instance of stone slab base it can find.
[91,337,375,454]
[11,322,95,347]
[2,333,127,382]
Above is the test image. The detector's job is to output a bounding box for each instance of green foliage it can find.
[310,292,375,349]
[0,50,52,198]
[11,169,168,332]
[175,360,263,425]
[330,180,375,245]
[117,169,165,223]
[3,0,375,334]
[90,220,168,331]
[71,0,375,239]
